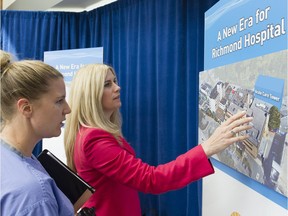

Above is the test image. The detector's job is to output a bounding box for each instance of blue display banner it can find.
[204,0,287,70]
[201,0,288,212]
[44,47,103,82]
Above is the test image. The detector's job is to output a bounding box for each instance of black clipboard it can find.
[37,149,95,212]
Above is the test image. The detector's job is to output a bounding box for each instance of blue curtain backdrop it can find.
[1,0,218,215]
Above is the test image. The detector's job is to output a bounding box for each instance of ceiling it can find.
[3,0,117,12]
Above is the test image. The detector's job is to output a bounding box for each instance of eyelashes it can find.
[104,79,118,87]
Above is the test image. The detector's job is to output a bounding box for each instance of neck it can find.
[0,125,38,157]
[104,111,113,120]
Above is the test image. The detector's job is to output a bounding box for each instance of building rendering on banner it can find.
[199,72,287,196]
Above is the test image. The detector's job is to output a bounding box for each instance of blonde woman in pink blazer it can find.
[64,64,253,216]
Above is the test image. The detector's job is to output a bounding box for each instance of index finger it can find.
[222,110,247,126]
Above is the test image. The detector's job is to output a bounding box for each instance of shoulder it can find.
[1,163,58,215]
[79,127,119,145]
[1,143,73,215]
[77,127,127,157]
[81,127,115,138]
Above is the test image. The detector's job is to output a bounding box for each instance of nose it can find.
[114,82,121,92]
[64,100,71,114]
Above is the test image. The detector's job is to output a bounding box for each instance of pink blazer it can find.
[74,127,214,216]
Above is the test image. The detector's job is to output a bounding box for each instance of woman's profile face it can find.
[29,78,71,139]
[102,70,121,118]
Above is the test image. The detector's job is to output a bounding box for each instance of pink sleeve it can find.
[82,129,214,194]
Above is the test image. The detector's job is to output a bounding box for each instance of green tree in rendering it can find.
[268,106,281,131]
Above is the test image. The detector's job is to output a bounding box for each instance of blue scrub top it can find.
[0,139,74,216]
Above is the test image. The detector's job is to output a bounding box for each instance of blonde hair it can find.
[64,64,122,171]
[0,50,63,131]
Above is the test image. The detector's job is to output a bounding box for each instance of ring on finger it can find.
[231,130,237,137]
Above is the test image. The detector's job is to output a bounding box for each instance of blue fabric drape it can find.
[1,0,218,215]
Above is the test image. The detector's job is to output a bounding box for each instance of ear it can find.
[17,98,32,117]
